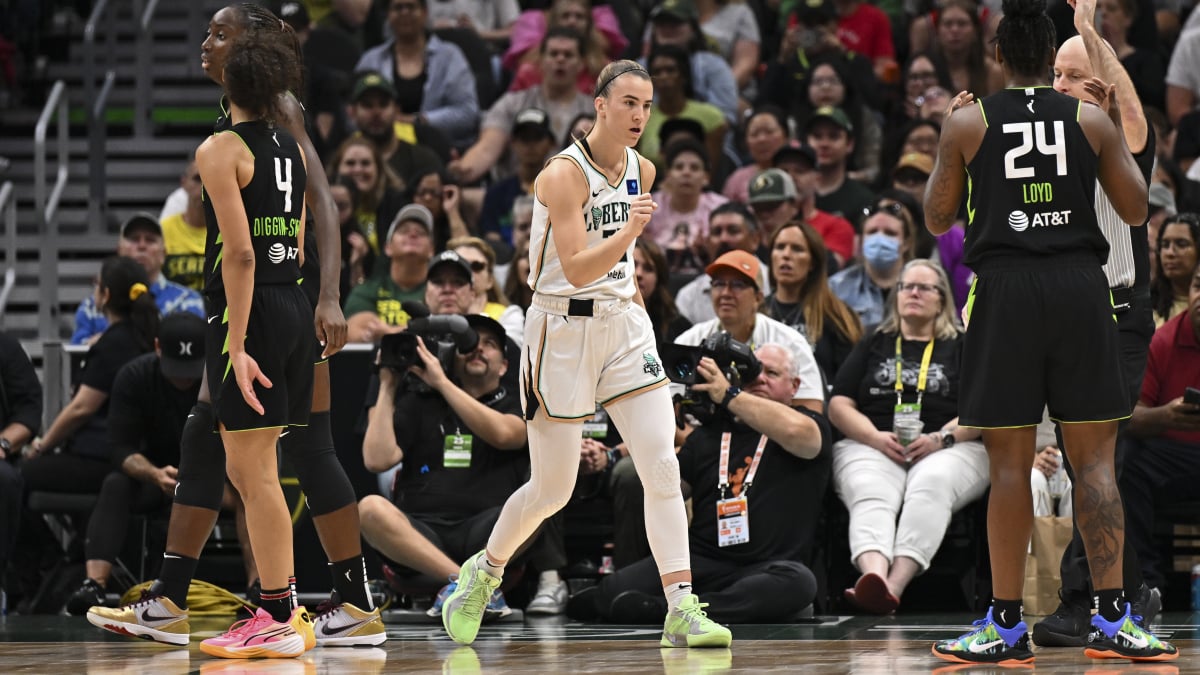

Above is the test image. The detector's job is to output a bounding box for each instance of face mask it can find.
[862,233,901,270]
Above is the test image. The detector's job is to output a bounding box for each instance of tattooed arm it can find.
[923,101,983,236]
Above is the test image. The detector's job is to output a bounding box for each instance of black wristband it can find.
[720,386,742,409]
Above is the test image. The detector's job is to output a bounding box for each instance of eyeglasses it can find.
[416,188,441,198]
[908,70,938,83]
[429,276,469,289]
[711,278,755,292]
[897,281,941,295]
[466,260,487,272]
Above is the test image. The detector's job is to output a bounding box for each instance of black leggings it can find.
[595,552,817,624]
[84,471,170,564]
[20,452,109,495]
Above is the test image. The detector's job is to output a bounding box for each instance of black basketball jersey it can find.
[202,119,308,295]
[963,87,1108,268]
[208,95,322,299]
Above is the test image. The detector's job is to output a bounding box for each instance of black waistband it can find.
[568,298,594,317]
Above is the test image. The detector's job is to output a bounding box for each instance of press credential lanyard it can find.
[716,433,768,548]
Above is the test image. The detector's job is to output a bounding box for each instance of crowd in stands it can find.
[4,0,1200,623]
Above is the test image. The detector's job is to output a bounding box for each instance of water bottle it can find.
[1192,564,1200,611]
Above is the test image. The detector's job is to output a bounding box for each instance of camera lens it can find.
[672,363,693,380]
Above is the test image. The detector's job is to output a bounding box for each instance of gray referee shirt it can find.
[1096,186,1135,289]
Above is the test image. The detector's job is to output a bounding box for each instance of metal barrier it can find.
[35,81,69,341]
[88,71,116,232]
[134,0,162,139]
[0,182,14,326]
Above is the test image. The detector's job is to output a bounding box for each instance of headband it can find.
[594,64,648,98]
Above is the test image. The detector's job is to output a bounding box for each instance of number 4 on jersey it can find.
[274,157,293,212]
[1002,121,1066,180]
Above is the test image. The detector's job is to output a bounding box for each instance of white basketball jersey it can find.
[528,141,642,301]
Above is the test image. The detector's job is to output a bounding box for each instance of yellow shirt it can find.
[161,213,207,291]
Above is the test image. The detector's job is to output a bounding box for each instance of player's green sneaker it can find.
[441,551,501,645]
[660,595,732,648]
[1084,602,1178,661]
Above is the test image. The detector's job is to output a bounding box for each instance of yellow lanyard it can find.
[895,335,935,407]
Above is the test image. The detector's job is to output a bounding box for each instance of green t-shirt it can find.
[344,274,426,328]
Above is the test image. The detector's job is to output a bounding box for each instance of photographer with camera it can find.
[673,250,825,412]
[358,311,529,619]
[584,342,829,623]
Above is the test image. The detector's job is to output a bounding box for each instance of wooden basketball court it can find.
[0,612,1194,673]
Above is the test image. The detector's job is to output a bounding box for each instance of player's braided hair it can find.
[228,3,305,104]
[994,0,1056,78]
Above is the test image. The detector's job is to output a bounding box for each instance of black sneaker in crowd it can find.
[65,578,106,616]
[1031,589,1091,647]
[1132,583,1162,628]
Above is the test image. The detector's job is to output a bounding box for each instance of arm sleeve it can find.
[0,333,43,434]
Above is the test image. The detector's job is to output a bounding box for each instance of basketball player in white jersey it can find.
[440,60,732,649]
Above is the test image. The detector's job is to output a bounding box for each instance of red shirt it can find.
[837,3,895,62]
[808,209,856,264]
[1141,312,1200,445]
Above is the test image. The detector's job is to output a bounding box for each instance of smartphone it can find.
[1185,387,1200,406]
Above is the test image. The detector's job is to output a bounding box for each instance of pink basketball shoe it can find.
[199,607,312,659]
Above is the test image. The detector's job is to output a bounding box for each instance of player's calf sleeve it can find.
[605,387,690,576]
[280,412,356,516]
[173,401,227,511]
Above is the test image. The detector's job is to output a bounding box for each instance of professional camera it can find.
[661,333,761,423]
[378,302,479,392]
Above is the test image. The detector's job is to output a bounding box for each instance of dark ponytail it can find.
[230,3,306,105]
[98,255,159,353]
[995,0,1056,78]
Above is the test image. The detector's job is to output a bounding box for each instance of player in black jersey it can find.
[924,0,1176,665]
[86,4,383,653]
[191,35,316,659]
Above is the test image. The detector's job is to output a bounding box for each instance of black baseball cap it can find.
[120,213,163,239]
[427,250,474,286]
[158,312,205,380]
[465,313,506,345]
[773,142,816,168]
[512,108,555,142]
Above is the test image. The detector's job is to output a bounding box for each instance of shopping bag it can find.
[1023,515,1073,615]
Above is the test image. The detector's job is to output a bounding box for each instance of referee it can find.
[1033,0,1160,647]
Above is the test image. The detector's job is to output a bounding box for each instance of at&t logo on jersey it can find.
[1008,209,1072,232]
[267,242,299,264]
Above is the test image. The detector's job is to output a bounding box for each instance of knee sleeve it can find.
[174,402,227,511]
[281,412,356,516]
[605,389,689,576]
